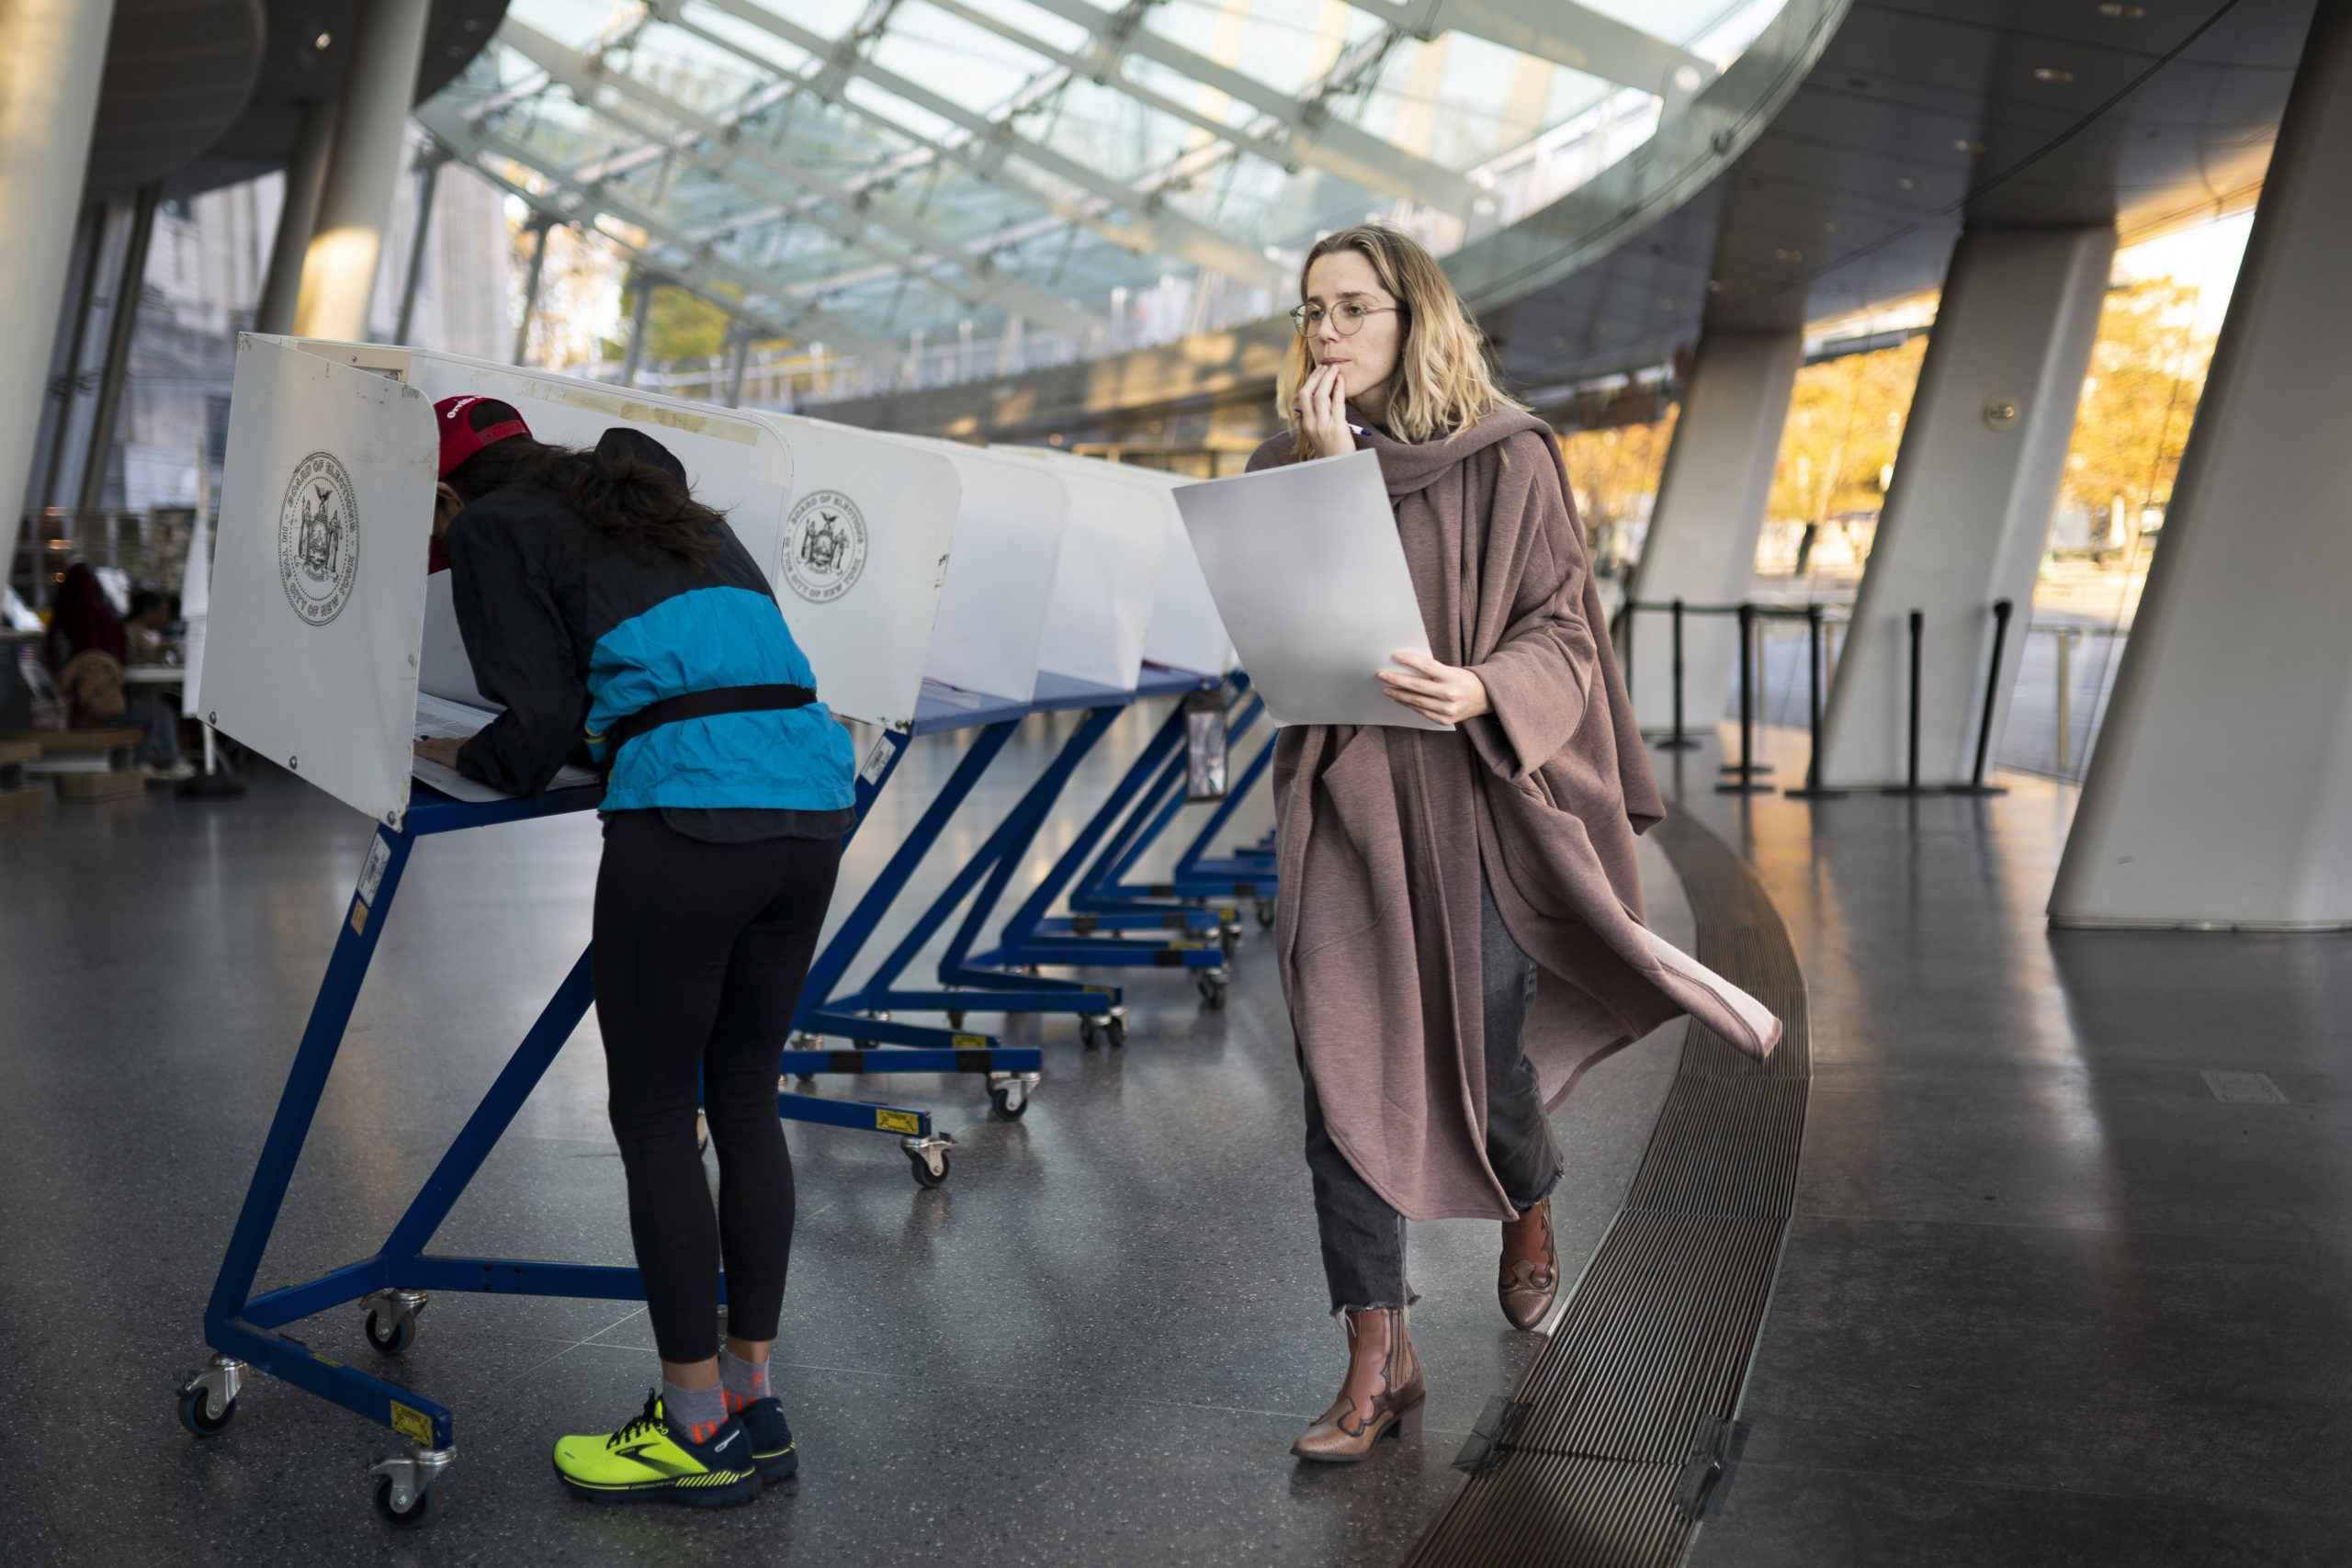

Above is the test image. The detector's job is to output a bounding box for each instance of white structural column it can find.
[1815,225,2114,787]
[293,0,431,340]
[256,99,340,336]
[1624,332,1802,734]
[0,0,118,535]
[2052,5,2352,929]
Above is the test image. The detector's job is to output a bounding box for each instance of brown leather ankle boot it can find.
[1498,1197,1558,1329]
[1291,1306,1425,1463]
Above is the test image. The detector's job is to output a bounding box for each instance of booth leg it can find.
[205,826,415,1330]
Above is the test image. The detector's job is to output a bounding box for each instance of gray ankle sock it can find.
[718,1347,771,1408]
[662,1378,729,1440]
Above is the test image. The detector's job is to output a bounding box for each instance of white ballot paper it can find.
[413,692,599,802]
[1171,448,1449,731]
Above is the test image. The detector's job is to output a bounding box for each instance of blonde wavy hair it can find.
[1278,224,1521,461]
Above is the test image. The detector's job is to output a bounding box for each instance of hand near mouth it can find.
[1298,363,1355,460]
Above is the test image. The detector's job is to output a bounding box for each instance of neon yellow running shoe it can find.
[551,1391,760,1507]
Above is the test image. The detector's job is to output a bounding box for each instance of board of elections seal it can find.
[277,451,360,626]
[779,490,867,604]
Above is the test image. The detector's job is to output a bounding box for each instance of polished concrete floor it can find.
[8,706,2349,1566]
[1664,730,2352,1568]
[0,703,1689,1567]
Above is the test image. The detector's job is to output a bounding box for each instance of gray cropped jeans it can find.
[1297,874,1562,1314]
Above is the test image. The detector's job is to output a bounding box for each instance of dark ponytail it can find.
[445,416,727,570]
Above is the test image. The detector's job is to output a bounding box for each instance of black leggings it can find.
[593,811,840,1364]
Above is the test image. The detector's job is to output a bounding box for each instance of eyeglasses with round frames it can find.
[1289,300,1402,336]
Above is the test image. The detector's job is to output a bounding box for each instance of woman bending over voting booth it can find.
[417,396,848,1506]
[1248,227,1782,1463]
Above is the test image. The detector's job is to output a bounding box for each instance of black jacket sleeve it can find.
[443,502,589,795]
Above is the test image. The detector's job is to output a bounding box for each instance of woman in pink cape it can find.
[1254,227,1781,1463]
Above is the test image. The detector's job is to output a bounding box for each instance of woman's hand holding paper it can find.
[413,737,466,767]
[1378,649,1491,724]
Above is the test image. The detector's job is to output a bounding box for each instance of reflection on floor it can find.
[0,701,1687,1568]
[1665,728,2352,1567]
[12,710,2346,1566]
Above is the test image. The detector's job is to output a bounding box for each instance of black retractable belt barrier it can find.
[1656,597,1700,750]
[1719,603,1774,779]
[1950,597,2012,796]
[1783,603,1848,799]
[1882,608,1943,796]
[1717,602,1772,794]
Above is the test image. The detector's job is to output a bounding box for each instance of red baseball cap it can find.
[434,395,533,478]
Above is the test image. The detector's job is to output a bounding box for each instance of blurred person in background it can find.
[123,588,188,781]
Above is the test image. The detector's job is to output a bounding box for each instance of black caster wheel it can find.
[1196,974,1229,1009]
[1079,1015,1101,1049]
[364,1309,416,1356]
[908,1149,950,1188]
[1220,928,1240,962]
[989,1084,1029,1119]
[1104,1014,1128,1048]
[1255,899,1275,930]
[373,1475,435,1529]
[177,1384,237,1438]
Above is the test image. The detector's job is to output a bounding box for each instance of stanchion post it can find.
[1718,602,1771,793]
[1951,597,2012,796]
[1656,597,1699,750]
[1720,604,1775,777]
[1882,607,1942,795]
[1784,603,1847,799]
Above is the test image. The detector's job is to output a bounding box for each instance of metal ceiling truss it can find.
[673,0,1291,288]
[1012,0,1475,214]
[498,17,1094,333]
[433,0,1721,366]
[1353,0,1711,93]
[639,3,1216,286]
[414,97,904,359]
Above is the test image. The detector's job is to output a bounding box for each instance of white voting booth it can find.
[206,336,958,828]
[888,435,1067,705]
[992,447,1173,691]
[1074,460,1237,679]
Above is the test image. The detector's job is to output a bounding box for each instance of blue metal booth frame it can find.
[175,663,1261,1526]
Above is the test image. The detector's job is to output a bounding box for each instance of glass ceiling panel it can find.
[416,0,1797,387]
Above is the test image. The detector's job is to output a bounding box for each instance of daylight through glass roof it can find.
[413,0,1794,390]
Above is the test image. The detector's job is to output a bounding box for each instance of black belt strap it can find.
[600,683,817,777]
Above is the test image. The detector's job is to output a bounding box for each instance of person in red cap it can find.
[415,396,854,1508]
[427,397,535,572]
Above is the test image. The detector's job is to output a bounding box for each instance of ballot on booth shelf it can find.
[205,335,960,827]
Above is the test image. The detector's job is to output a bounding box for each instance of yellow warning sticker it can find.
[951,1033,986,1049]
[390,1401,433,1445]
[875,1109,921,1135]
[348,899,368,936]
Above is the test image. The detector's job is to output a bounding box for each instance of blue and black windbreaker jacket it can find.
[446,429,855,812]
